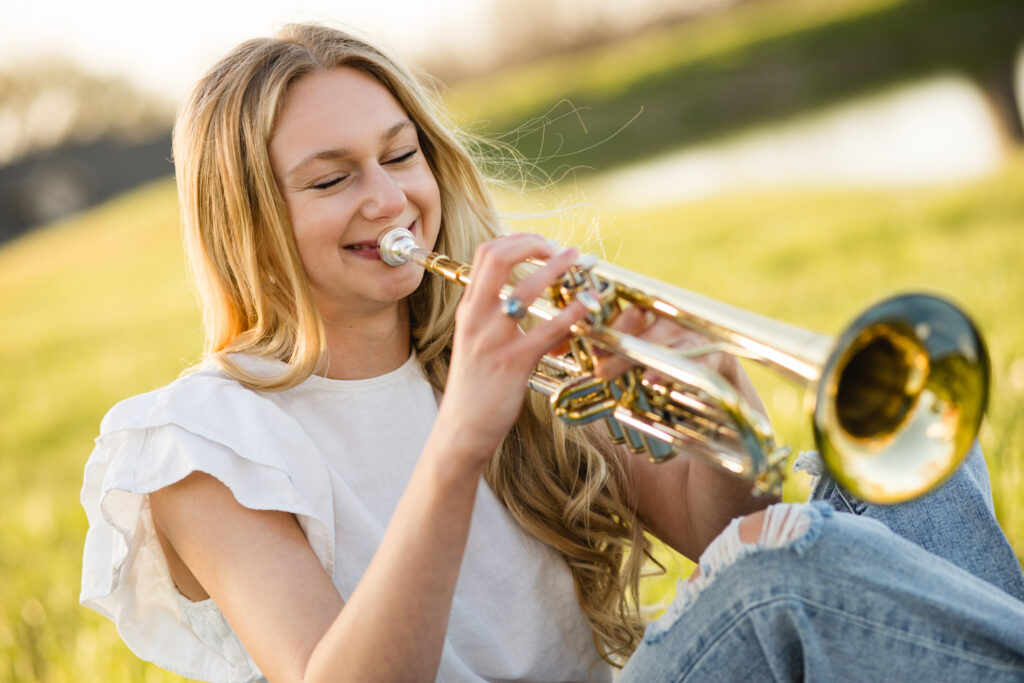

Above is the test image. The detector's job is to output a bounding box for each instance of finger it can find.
[504,247,578,308]
[513,299,589,364]
[611,305,651,335]
[592,306,651,379]
[493,248,579,327]
[464,234,555,305]
[549,339,573,357]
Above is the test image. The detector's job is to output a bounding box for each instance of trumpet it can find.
[379,228,989,504]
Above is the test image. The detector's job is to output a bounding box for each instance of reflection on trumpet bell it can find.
[378,227,990,504]
[814,295,989,503]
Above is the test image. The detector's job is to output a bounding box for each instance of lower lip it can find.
[344,222,417,261]
[344,246,383,260]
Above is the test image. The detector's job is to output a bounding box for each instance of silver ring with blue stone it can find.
[500,296,528,321]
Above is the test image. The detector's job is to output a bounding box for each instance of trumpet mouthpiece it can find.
[378,227,417,266]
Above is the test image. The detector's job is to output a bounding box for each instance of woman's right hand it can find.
[432,233,589,469]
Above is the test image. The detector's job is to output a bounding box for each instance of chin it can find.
[380,267,428,303]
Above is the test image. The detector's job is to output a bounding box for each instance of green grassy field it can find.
[1,148,1022,680]
[3,2,1021,678]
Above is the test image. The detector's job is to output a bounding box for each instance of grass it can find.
[4,2,1021,677]
[2,149,1022,680]
[0,181,200,682]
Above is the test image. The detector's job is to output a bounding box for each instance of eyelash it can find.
[312,177,344,190]
[387,149,417,165]
[310,150,418,190]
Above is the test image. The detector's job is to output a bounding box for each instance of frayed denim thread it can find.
[797,450,868,514]
[793,449,825,479]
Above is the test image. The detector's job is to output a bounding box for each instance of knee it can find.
[687,503,818,584]
[739,503,813,547]
[738,508,766,544]
[643,503,830,651]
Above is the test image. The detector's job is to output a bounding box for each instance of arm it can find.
[150,236,588,683]
[619,432,775,562]
[150,435,486,683]
[593,307,777,561]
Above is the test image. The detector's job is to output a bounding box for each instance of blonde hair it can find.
[172,22,652,664]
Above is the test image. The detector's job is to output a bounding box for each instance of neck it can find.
[319,301,412,380]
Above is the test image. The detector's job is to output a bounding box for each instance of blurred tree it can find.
[0,61,173,241]
[0,59,172,166]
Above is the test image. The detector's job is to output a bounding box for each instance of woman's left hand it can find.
[590,305,765,416]
[586,304,775,559]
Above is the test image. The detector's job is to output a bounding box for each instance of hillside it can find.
[444,0,1024,179]
[2,152,1023,679]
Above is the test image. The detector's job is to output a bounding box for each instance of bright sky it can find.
[1,0,493,103]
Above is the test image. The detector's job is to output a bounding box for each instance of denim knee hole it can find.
[643,502,830,643]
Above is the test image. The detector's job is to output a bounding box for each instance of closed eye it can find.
[386,149,417,164]
[308,150,415,190]
[311,176,346,190]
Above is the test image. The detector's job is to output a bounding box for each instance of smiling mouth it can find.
[344,221,417,253]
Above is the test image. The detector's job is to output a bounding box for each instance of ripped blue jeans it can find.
[618,443,1024,682]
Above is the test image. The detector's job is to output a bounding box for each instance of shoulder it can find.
[100,359,275,435]
[96,357,323,470]
[81,360,337,680]
[87,356,333,519]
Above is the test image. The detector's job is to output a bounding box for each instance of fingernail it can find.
[574,252,598,269]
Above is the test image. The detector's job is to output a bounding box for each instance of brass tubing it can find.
[379,228,989,503]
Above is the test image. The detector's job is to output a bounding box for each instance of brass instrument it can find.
[379,228,989,504]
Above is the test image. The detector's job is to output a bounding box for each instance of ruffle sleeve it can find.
[80,368,335,683]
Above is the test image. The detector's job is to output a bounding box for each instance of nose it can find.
[360,164,407,221]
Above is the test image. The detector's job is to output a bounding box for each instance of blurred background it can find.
[1,0,1022,680]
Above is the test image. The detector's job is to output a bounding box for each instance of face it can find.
[268,67,442,321]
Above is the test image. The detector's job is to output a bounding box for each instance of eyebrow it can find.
[287,119,416,178]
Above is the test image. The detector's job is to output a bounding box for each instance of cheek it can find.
[290,220,321,265]
[283,198,315,255]
[416,170,443,235]
[410,162,441,211]
[290,215,339,282]
[290,197,343,249]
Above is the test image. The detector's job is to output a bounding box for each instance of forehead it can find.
[270,67,411,169]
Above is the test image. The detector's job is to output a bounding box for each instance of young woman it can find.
[81,22,1024,683]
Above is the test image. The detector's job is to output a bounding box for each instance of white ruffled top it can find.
[80,354,611,682]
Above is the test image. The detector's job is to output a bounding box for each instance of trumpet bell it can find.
[815,294,989,503]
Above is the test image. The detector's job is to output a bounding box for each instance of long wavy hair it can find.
[172,22,652,664]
